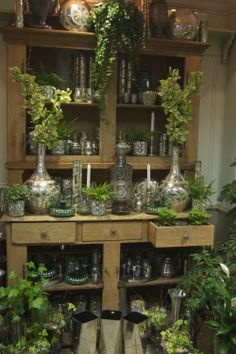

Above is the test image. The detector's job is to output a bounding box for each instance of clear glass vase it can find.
[158,145,190,211]
[168,288,186,325]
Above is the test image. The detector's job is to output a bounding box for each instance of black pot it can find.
[28,0,57,28]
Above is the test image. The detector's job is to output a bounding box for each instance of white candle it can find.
[86,163,91,188]
[151,111,155,132]
[147,163,151,190]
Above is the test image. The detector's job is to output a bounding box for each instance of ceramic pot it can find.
[28,0,57,28]
[51,140,66,155]
[133,141,148,156]
[25,143,60,215]
[8,200,25,217]
[158,145,190,211]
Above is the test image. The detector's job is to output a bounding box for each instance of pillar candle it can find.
[86,163,91,188]
[151,111,155,132]
[147,163,151,190]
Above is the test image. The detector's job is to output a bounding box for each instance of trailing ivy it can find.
[88,0,144,114]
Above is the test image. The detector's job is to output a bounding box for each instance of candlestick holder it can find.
[148,133,156,156]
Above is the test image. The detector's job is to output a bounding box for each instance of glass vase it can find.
[168,288,186,325]
[110,141,133,215]
[158,145,190,211]
[25,143,60,214]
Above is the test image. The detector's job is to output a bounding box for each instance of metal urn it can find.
[158,145,190,211]
[28,0,57,28]
[110,140,133,215]
[25,143,60,215]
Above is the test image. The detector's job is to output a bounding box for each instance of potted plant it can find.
[10,66,71,215]
[188,207,209,225]
[142,305,168,347]
[36,68,65,101]
[178,238,236,354]
[157,68,203,212]
[88,0,144,114]
[82,182,113,216]
[51,123,73,155]
[130,129,150,156]
[161,319,203,354]
[157,207,177,226]
[187,176,215,209]
[4,184,31,217]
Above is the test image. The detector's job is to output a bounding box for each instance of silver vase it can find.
[158,145,190,211]
[25,143,60,215]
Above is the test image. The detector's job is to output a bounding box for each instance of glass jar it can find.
[110,141,133,215]
[161,257,175,278]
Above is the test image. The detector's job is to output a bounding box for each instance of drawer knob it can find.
[41,232,48,239]
[111,229,117,236]
[181,234,189,242]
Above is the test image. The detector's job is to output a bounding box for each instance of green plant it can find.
[157,68,203,146]
[161,319,202,354]
[82,182,113,202]
[178,238,236,354]
[88,0,144,113]
[56,123,73,140]
[10,66,71,149]
[36,70,65,87]
[218,158,236,207]
[188,207,208,225]
[188,175,215,203]
[157,207,177,226]
[144,306,167,329]
[129,129,150,142]
[5,184,31,202]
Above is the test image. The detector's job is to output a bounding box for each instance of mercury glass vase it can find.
[110,141,133,215]
[158,145,190,211]
[25,143,60,215]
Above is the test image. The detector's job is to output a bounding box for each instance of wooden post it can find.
[102,242,121,309]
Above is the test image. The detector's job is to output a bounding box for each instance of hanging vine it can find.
[88,0,144,114]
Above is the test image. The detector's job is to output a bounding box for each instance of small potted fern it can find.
[82,182,113,216]
[5,184,31,217]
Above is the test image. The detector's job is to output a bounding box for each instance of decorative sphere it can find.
[59,0,90,32]
[169,8,198,40]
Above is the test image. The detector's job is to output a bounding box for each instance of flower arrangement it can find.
[157,68,203,146]
[10,66,71,150]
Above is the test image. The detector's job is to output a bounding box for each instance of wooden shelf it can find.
[119,277,181,288]
[0,27,209,55]
[45,281,103,292]
[62,102,98,108]
[117,104,161,110]
[5,159,195,171]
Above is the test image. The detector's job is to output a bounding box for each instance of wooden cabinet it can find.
[0,27,209,183]
[0,26,212,310]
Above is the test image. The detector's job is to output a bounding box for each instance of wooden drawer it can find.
[81,221,144,242]
[148,222,214,248]
[12,222,76,244]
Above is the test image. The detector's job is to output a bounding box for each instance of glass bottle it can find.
[110,141,133,215]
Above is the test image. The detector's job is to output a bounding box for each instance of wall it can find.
[0,23,7,185]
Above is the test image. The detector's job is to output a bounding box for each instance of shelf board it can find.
[117,104,161,110]
[62,102,98,108]
[45,281,103,292]
[0,27,209,55]
[6,158,194,171]
[119,277,181,288]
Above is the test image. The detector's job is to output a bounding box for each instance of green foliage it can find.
[157,68,203,146]
[129,129,150,142]
[144,306,167,329]
[188,176,215,202]
[88,0,144,113]
[178,238,236,353]
[36,71,65,87]
[188,207,208,225]
[157,207,177,226]
[82,182,113,202]
[5,184,31,202]
[10,66,71,149]
[161,319,202,354]
[219,179,236,206]
[56,122,73,140]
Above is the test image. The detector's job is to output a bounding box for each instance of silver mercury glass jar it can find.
[110,140,133,215]
[24,143,60,214]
